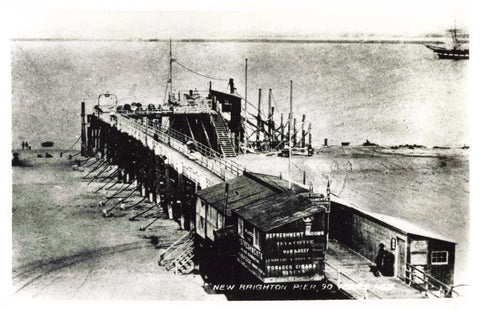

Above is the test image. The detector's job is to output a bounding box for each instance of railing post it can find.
[337,269,341,288]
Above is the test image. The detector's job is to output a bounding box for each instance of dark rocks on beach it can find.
[45,152,53,158]
[362,139,378,147]
[150,236,159,246]
[12,152,22,166]
[41,141,54,147]
[391,144,426,149]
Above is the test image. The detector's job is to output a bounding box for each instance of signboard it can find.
[410,240,428,252]
[410,253,428,265]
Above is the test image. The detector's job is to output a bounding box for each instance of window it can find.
[238,218,244,238]
[206,207,217,241]
[195,199,205,238]
[253,227,260,249]
[431,251,448,265]
[217,213,224,229]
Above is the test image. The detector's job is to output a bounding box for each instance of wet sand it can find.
[12,150,223,300]
[11,146,469,299]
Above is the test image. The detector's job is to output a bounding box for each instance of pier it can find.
[79,97,458,300]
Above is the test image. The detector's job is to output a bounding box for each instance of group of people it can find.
[21,141,31,150]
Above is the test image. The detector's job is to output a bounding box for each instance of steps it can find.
[211,114,236,157]
[158,231,195,274]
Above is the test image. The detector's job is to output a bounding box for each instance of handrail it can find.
[324,261,382,299]
[164,236,194,262]
[405,263,455,297]
[115,105,214,115]
[159,230,192,262]
[114,114,244,180]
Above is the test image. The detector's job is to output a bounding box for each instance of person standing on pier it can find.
[374,243,386,277]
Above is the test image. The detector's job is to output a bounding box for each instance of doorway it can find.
[396,237,406,280]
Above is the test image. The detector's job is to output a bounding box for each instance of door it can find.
[397,237,406,280]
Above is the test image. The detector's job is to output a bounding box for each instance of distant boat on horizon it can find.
[425,22,468,60]
[341,142,350,146]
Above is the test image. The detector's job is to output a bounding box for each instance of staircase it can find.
[158,231,195,274]
[211,114,236,157]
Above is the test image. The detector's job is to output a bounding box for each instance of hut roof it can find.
[331,195,456,244]
[234,192,328,232]
[196,171,307,217]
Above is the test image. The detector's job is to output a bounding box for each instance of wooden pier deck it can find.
[325,240,426,299]
[99,112,243,189]
[94,109,430,300]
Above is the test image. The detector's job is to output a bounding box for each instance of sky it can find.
[4,0,472,40]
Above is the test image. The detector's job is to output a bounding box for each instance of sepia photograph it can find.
[5,0,473,304]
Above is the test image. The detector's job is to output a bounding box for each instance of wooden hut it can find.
[194,171,330,284]
[330,196,456,290]
[232,192,330,283]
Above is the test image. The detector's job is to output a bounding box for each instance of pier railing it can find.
[112,114,244,182]
[405,263,457,297]
[117,105,214,115]
[324,261,382,299]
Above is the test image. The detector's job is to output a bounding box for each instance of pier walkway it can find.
[325,240,426,299]
[99,110,244,189]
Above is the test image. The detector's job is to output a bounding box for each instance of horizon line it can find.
[11,37,468,44]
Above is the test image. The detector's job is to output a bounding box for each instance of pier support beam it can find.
[301,114,306,147]
[280,113,284,143]
[257,89,262,145]
[293,117,297,147]
[81,101,87,156]
[308,123,312,146]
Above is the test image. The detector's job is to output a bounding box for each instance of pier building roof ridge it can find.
[331,195,456,244]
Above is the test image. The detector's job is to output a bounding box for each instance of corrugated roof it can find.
[331,196,456,244]
[234,192,328,232]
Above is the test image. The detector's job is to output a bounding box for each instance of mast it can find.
[244,58,248,154]
[288,80,293,189]
[169,38,173,100]
[449,20,460,49]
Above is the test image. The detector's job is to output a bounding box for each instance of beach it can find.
[12,150,224,300]
[10,38,470,299]
[11,145,469,299]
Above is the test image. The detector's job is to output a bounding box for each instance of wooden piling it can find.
[302,114,306,147]
[229,78,235,94]
[308,122,312,146]
[257,89,262,145]
[268,89,272,144]
[293,117,297,147]
[280,113,284,143]
[81,101,86,156]
[244,58,248,154]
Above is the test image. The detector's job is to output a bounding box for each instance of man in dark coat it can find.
[373,243,386,277]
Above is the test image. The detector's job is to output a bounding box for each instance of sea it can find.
[10,40,470,288]
[11,40,469,149]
